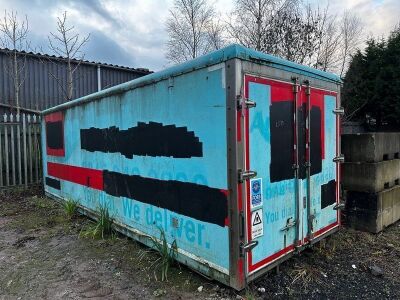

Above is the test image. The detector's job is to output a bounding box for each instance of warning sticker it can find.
[250,178,263,209]
[251,209,264,239]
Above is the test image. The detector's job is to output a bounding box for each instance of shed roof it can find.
[43,44,341,115]
[0,47,151,74]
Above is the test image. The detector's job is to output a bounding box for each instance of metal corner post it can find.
[225,58,246,290]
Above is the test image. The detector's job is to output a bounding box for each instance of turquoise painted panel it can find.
[247,81,338,268]
[248,81,296,264]
[312,95,337,231]
[43,66,230,272]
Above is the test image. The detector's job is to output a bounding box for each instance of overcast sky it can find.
[0,0,398,71]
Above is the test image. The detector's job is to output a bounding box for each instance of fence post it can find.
[0,118,4,187]
[0,117,3,187]
[28,114,33,184]
[33,115,39,183]
[10,114,16,186]
[0,112,42,189]
[22,113,28,188]
[4,114,9,186]
[16,114,22,185]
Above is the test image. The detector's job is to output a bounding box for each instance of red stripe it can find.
[304,221,339,243]
[47,162,103,190]
[219,189,230,227]
[47,148,65,156]
[45,112,65,157]
[249,245,295,272]
[237,258,244,287]
[45,112,63,122]
[336,89,340,225]
[244,76,252,269]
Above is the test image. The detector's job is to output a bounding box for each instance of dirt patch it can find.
[0,188,399,299]
[12,236,36,248]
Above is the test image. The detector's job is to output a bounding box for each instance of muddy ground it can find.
[0,189,399,300]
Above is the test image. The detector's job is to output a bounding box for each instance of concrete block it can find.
[342,159,400,192]
[342,132,400,163]
[346,185,400,233]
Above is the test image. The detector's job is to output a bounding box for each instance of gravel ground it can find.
[0,189,399,300]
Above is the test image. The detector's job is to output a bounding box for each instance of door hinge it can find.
[333,155,345,163]
[238,169,257,182]
[237,96,256,110]
[239,211,245,238]
[240,241,259,256]
[333,107,345,115]
[333,202,345,210]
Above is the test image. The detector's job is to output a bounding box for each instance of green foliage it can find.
[151,228,178,281]
[244,288,257,300]
[63,199,78,219]
[80,205,114,239]
[343,26,400,129]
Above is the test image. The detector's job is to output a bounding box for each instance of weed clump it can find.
[151,228,178,281]
[80,205,114,239]
[63,199,79,219]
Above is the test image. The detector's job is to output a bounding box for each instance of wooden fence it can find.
[0,113,41,188]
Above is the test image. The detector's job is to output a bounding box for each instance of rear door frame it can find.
[241,73,341,276]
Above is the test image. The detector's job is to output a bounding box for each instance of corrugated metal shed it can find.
[0,48,151,114]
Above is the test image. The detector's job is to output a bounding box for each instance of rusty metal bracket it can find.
[281,218,296,231]
[333,155,345,163]
[240,240,259,256]
[333,202,345,210]
[237,95,256,110]
[333,107,345,115]
[238,169,257,182]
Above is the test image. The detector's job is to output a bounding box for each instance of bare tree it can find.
[48,11,90,101]
[0,10,30,114]
[339,11,363,77]
[227,0,287,53]
[313,5,342,72]
[166,0,219,63]
[227,0,324,64]
[272,2,324,64]
[207,18,226,50]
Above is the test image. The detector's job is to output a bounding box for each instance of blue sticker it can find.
[250,178,263,209]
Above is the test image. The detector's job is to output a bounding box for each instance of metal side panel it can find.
[41,65,232,284]
[45,190,231,286]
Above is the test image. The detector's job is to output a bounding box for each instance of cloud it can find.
[313,0,400,38]
[0,0,398,71]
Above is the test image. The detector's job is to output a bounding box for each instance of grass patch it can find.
[80,205,114,239]
[63,199,79,219]
[243,288,257,300]
[151,228,178,281]
[290,263,326,290]
[316,238,337,260]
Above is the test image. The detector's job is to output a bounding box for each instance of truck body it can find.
[42,44,342,290]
